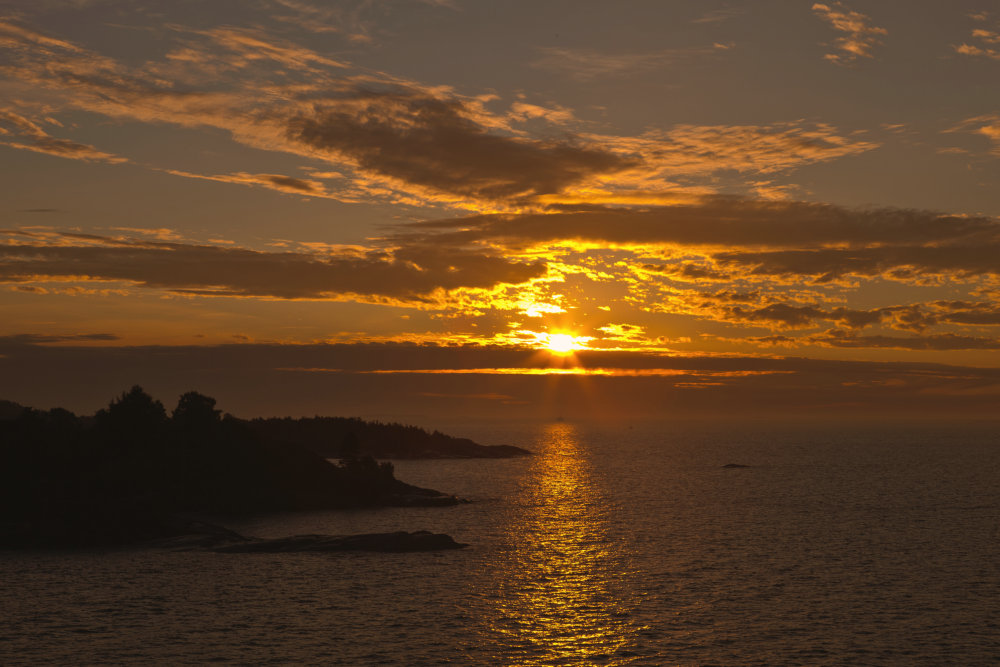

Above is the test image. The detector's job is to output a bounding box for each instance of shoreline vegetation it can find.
[0,386,528,549]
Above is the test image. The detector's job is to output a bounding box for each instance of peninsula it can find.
[0,386,522,548]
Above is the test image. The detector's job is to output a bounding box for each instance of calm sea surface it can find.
[3,419,1000,665]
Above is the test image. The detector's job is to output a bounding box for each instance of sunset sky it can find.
[4,1,1000,419]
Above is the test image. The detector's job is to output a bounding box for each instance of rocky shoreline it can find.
[148,521,467,553]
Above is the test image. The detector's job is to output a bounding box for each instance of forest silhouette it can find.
[0,386,516,547]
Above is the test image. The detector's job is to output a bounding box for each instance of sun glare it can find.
[546,333,583,354]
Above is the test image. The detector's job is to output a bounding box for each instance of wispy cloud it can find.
[533,43,732,81]
[692,6,746,24]
[269,0,456,41]
[0,18,83,53]
[625,121,876,176]
[163,169,341,199]
[946,114,1000,155]
[188,25,349,71]
[0,109,126,163]
[812,2,887,65]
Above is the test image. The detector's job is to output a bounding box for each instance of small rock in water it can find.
[722,463,750,468]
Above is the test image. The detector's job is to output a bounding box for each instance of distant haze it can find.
[3,342,999,422]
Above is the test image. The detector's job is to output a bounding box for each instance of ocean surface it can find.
[3,419,1000,665]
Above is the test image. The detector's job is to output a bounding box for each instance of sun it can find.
[545,333,583,354]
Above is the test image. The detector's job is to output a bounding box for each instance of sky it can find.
[3,0,1000,420]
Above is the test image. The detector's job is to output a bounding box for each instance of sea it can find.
[2,419,1000,665]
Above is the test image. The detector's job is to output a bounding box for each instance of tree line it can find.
[0,386,411,547]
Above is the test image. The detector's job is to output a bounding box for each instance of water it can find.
[3,419,1000,664]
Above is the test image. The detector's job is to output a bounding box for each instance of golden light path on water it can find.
[480,422,644,665]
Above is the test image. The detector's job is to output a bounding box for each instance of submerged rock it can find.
[387,493,468,507]
[146,520,467,553]
[722,463,750,468]
[146,520,252,550]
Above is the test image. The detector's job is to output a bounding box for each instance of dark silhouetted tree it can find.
[97,385,167,440]
[172,391,221,432]
[340,430,361,463]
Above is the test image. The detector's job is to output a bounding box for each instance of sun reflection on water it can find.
[481,422,642,665]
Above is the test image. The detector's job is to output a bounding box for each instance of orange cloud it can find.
[812,2,887,65]
[0,18,878,211]
[163,169,340,199]
[954,21,1000,59]
[0,109,126,163]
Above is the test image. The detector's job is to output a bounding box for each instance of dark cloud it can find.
[716,245,1000,283]
[0,333,119,344]
[263,174,318,193]
[715,298,1000,335]
[406,199,1000,250]
[0,233,544,301]
[644,262,731,281]
[697,289,760,304]
[750,335,797,346]
[812,330,1000,351]
[931,301,1000,326]
[707,299,1000,334]
[725,303,885,329]
[287,90,635,202]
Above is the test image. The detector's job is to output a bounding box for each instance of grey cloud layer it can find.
[721,302,1000,335]
[0,234,544,300]
[4,341,1000,417]
[716,245,1000,282]
[813,330,1000,351]
[408,199,1000,255]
